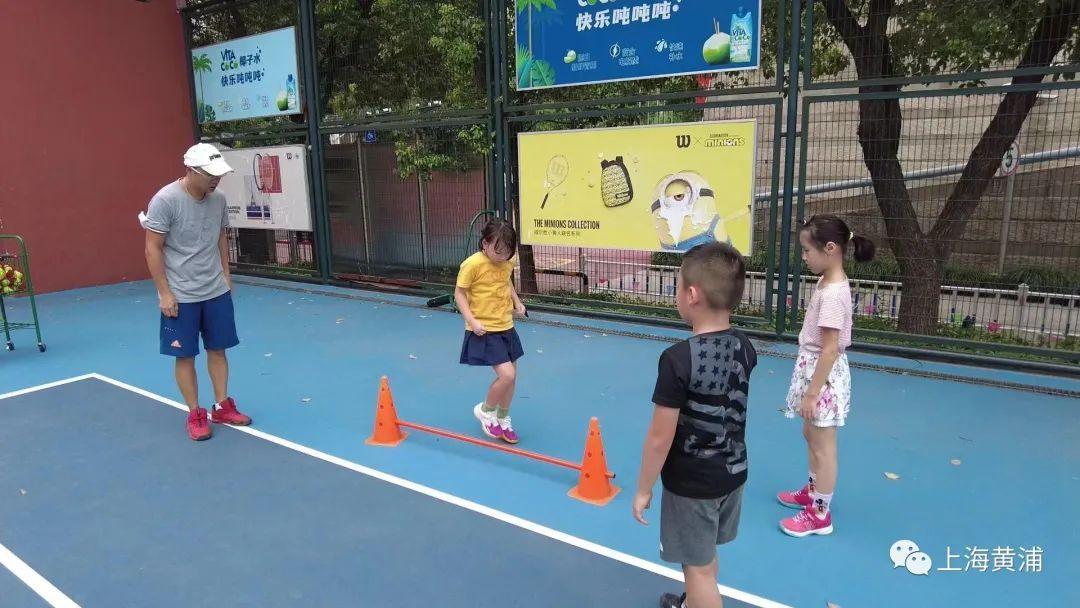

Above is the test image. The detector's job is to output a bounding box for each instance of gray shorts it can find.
[660,485,744,567]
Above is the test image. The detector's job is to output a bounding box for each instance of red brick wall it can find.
[0,1,193,292]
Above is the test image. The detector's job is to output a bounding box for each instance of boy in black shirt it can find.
[633,242,757,608]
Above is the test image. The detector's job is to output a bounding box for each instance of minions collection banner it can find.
[517,120,756,254]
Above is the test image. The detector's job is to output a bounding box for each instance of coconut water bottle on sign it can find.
[730,10,753,63]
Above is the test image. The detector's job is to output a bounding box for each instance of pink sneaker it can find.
[777,485,813,509]
[473,403,503,440]
[497,416,519,444]
[780,506,833,537]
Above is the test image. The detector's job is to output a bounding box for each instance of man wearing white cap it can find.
[144,143,252,441]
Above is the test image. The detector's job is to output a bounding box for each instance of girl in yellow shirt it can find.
[455,219,527,444]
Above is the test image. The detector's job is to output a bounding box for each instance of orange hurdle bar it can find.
[367,376,620,505]
[398,420,616,479]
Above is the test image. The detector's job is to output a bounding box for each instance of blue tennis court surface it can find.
[0,564,47,608]
[0,277,1077,607]
[0,377,702,607]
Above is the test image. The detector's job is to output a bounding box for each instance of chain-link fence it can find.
[504,100,783,328]
[180,0,1080,367]
[793,85,1080,352]
[325,125,488,282]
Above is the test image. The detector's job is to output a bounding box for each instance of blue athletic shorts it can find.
[159,291,239,358]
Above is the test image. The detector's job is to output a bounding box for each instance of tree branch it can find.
[821,0,899,82]
[929,0,1080,247]
[226,0,248,38]
[867,0,894,39]
[819,0,866,56]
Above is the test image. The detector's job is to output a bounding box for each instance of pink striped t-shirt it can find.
[798,280,853,354]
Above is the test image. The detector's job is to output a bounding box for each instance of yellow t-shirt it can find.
[456,251,514,332]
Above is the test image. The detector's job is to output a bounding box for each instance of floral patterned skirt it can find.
[784,350,852,428]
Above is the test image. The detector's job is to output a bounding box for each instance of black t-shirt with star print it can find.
[652,329,757,499]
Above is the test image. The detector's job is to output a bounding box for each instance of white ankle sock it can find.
[810,490,833,514]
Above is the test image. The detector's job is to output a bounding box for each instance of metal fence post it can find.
[776,0,802,336]
[298,0,332,281]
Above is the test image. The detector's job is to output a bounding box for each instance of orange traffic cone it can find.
[568,417,619,506]
[365,376,407,447]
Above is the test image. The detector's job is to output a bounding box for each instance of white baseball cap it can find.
[183,143,233,177]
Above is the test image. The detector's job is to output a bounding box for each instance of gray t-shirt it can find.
[145,180,230,303]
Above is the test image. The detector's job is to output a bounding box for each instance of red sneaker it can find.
[210,397,252,426]
[187,407,212,441]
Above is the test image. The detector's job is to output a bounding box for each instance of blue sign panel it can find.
[515,0,761,90]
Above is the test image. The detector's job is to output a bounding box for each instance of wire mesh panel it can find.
[796,85,1080,352]
[315,0,489,121]
[178,0,1080,366]
[325,133,368,273]
[506,100,781,326]
[325,125,489,283]
[804,0,1080,87]
[196,133,318,277]
[189,0,299,47]
[187,0,304,136]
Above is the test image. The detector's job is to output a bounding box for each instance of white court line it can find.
[0,374,97,401]
[0,376,93,607]
[2,374,792,608]
[0,542,80,608]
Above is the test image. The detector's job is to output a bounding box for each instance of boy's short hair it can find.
[680,242,746,311]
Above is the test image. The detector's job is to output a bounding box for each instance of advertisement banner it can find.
[517,120,756,253]
[191,27,301,123]
[215,145,313,231]
[515,0,761,90]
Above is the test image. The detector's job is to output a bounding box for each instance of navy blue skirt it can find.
[459,328,525,366]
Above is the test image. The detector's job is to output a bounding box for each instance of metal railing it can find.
[575,259,1078,344]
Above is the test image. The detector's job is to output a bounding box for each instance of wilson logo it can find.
[675,135,691,148]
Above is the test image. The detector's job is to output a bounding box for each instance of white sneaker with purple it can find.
[473,403,502,439]
[498,416,519,444]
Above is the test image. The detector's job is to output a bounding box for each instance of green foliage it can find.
[392,124,487,178]
[886,1,1080,80]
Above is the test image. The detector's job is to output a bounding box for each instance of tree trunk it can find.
[896,256,943,335]
[854,95,940,334]
[518,244,539,294]
[818,0,1080,335]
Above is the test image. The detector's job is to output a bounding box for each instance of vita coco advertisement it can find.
[517,120,756,253]
[190,27,301,123]
[215,145,313,231]
[515,0,761,90]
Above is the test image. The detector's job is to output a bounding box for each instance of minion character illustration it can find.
[650,171,731,251]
